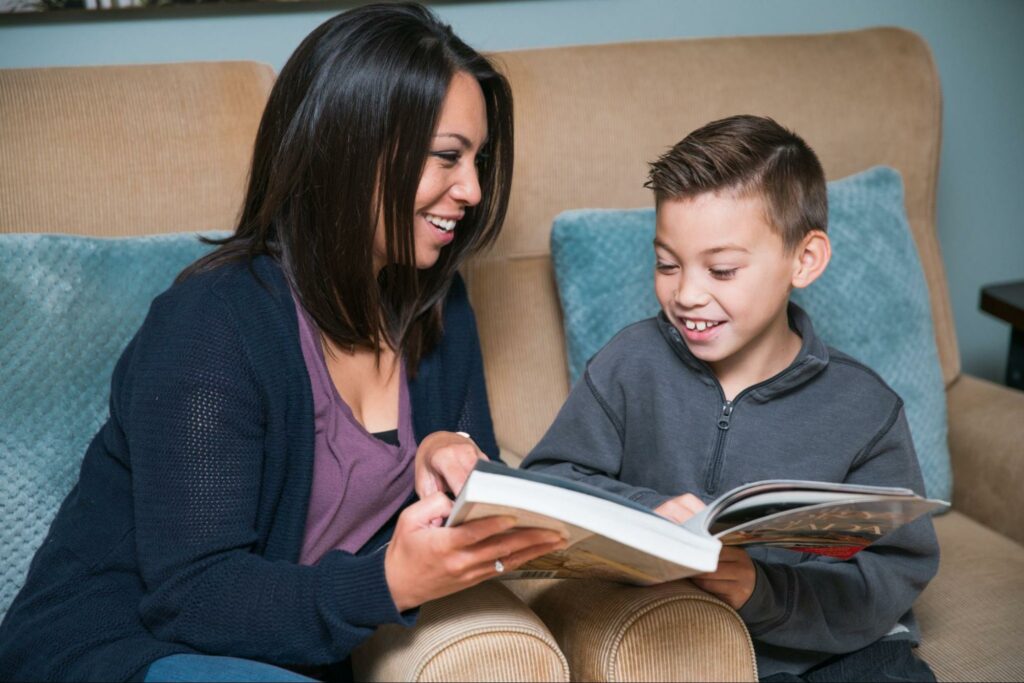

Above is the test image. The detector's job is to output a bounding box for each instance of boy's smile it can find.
[654,191,825,397]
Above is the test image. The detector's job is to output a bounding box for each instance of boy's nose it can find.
[675,277,711,308]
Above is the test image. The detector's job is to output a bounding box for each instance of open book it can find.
[447,461,947,586]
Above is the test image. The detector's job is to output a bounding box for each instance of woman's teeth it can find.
[684,319,721,332]
[425,214,456,233]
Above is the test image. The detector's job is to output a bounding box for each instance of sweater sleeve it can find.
[736,403,940,654]
[521,366,672,509]
[123,285,410,666]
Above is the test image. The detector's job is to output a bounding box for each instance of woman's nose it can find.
[450,162,482,207]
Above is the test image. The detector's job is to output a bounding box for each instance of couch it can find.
[1,27,1022,682]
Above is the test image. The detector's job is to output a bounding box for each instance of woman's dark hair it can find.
[179,2,513,374]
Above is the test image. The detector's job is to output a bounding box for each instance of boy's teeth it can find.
[684,319,719,331]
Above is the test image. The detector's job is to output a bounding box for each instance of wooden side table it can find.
[980,280,1024,390]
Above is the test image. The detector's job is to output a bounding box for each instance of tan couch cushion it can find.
[0,62,273,237]
[917,511,1024,682]
[465,256,570,458]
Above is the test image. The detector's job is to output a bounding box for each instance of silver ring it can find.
[494,559,505,573]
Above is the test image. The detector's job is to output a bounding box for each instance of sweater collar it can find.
[656,302,829,402]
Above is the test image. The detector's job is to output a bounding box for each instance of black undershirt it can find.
[371,429,399,446]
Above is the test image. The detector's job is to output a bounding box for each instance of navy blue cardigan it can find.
[0,256,499,682]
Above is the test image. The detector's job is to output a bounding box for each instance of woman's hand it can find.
[384,492,567,612]
[691,547,757,610]
[415,431,488,499]
[654,493,706,524]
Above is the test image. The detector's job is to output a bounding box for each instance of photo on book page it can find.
[713,498,945,559]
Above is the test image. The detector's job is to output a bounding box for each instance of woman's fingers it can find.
[414,469,442,498]
[461,537,567,582]
[462,526,565,563]
[493,539,566,573]
[387,502,567,612]
[446,514,519,547]
[403,491,455,527]
[415,432,486,498]
[433,449,476,496]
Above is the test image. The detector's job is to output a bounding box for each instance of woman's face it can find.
[373,71,489,272]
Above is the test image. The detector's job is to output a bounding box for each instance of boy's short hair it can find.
[645,115,827,251]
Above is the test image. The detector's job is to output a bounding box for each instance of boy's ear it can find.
[790,230,831,289]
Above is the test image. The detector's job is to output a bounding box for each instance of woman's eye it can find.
[710,268,738,280]
[431,151,460,166]
[655,262,678,273]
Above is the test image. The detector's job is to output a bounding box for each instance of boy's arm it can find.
[736,403,940,654]
[520,368,673,509]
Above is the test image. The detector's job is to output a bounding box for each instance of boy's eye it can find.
[709,268,738,280]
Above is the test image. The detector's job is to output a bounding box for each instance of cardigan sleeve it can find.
[122,280,411,666]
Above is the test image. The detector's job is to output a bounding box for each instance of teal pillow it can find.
[550,166,951,502]
[0,232,226,617]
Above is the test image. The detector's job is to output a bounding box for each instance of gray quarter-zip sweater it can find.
[521,304,939,678]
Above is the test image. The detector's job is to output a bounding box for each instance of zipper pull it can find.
[717,401,734,430]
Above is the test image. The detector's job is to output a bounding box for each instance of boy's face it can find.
[654,191,805,382]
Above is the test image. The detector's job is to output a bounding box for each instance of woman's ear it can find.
[791,230,831,289]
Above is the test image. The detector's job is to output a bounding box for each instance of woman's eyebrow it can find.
[433,132,472,148]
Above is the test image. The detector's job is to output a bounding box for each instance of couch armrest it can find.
[946,373,1024,545]
[507,578,757,682]
[351,580,569,682]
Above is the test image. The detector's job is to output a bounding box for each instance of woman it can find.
[0,4,564,681]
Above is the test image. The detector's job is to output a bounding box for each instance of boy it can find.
[521,115,939,682]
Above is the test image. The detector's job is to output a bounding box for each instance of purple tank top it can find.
[291,292,417,565]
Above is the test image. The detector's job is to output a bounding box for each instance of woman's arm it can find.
[126,280,562,664]
[126,287,401,665]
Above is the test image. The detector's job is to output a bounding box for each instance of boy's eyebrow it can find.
[700,244,750,256]
[653,239,750,256]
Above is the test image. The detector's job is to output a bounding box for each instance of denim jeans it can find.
[143,654,317,682]
[760,639,936,682]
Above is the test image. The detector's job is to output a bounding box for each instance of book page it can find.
[509,534,704,585]
[716,498,943,559]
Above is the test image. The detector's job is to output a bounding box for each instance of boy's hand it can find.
[654,493,706,523]
[691,547,756,610]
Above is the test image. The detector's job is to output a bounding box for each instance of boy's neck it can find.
[711,313,804,401]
